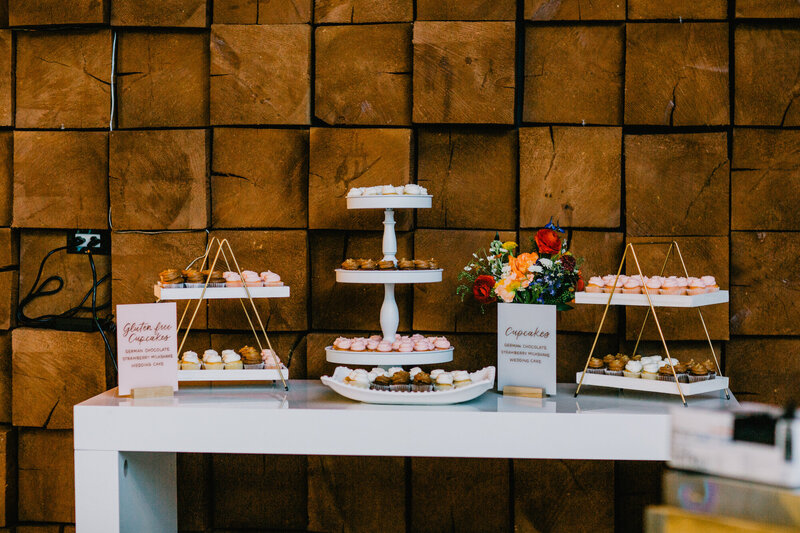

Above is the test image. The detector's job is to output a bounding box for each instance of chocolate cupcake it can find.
[702,359,717,379]
[341,258,358,270]
[159,269,184,288]
[605,359,624,376]
[428,258,439,269]
[602,354,616,366]
[390,371,411,392]
[206,270,226,287]
[658,365,677,382]
[413,259,429,270]
[378,259,395,270]
[359,259,377,270]
[371,374,391,391]
[587,357,605,374]
[238,345,263,369]
[673,363,689,383]
[688,364,709,383]
[412,372,433,392]
[183,269,205,287]
[398,258,415,270]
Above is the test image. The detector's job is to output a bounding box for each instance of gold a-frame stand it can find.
[575,241,729,406]
[157,237,288,391]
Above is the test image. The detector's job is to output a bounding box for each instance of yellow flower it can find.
[502,241,518,252]
[494,277,520,303]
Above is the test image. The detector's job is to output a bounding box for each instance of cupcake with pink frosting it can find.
[622,277,642,294]
[660,278,682,295]
[585,277,605,293]
[701,276,719,292]
[350,339,366,352]
[602,275,623,293]
[687,278,706,295]
[434,337,451,350]
[376,341,392,352]
[644,276,662,295]
[224,271,243,287]
[260,271,283,287]
[398,340,414,352]
[366,340,380,351]
[242,270,262,287]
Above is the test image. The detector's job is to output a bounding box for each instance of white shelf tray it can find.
[576,372,729,396]
[321,366,495,405]
[178,367,288,382]
[347,195,432,210]
[326,346,453,366]
[155,284,290,300]
[574,290,728,308]
[335,269,442,284]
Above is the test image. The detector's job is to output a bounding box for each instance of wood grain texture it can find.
[626,133,729,236]
[0,334,9,424]
[314,0,411,22]
[214,0,311,23]
[732,129,800,231]
[0,31,10,127]
[12,328,106,429]
[614,462,665,533]
[116,31,209,128]
[413,229,516,333]
[19,231,110,322]
[727,338,800,405]
[18,429,74,523]
[207,230,308,331]
[525,0,624,20]
[112,0,207,26]
[315,24,411,126]
[110,130,209,231]
[308,127,413,230]
[0,272,16,330]
[210,332,306,378]
[8,0,107,24]
[212,454,307,530]
[736,0,800,17]
[0,427,14,527]
[625,23,729,126]
[628,0,727,19]
[418,127,517,229]
[0,228,15,269]
[417,0,516,20]
[177,454,210,532]
[556,333,618,382]
[308,456,405,533]
[515,459,615,533]
[212,128,308,228]
[309,231,413,332]
[13,131,108,229]
[111,231,208,328]
[520,127,621,228]
[523,25,624,124]
[413,21,515,124]
[16,30,110,128]
[210,24,310,125]
[735,26,800,127]
[0,133,11,227]
[625,236,730,341]
[731,232,800,336]
[410,458,510,532]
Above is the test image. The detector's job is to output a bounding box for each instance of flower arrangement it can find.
[457,218,584,311]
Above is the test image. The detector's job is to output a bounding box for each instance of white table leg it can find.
[75,450,177,533]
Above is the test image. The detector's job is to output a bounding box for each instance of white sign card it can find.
[497,302,557,395]
[116,302,178,396]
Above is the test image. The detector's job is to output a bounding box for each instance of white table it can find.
[73,381,736,533]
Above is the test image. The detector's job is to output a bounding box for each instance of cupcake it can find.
[587,357,605,374]
[238,345,263,369]
[261,271,283,287]
[428,258,440,269]
[341,258,358,270]
[687,278,706,296]
[398,258,415,270]
[605,359,624,377]
[413,259,430,270]
[333,337,352,351]
[673,363,689,383]
[206,270,226,287]
[623,360,642,379]
[453,370,472,388]
[347,187,364,197]
[242,270,262,287]
[378,260,395,270]
[702,359,717,379]
[434,337,451,350]
[641,363,659,380]
[350,339,366,352]
[658,364,677,382]
[434,372,454,391]
[344,370,370,389]
[371,374,392,391]
[622,277,642,294]
[180,351,201,370]
[618,355,630,366]
[644,277,662,295]
[359,259,377,270]
[183,269,205,288]
[366,340,379,351]
[390,371,411,392]
[404,183,422,195]
[203,352,223,370]
[585,277,605,293]
[412,372,433,392]
[262,349,281,369]
[224,272,243,287]
[660,278,683,295]
[398,340,414,352]
[688,364,709,382]
[222,350,243,370]
[602,354,616,366]
[701,276,719,292]
[376,341,393,352]
[202,349,219,365]
[602,276,623,293]
[409,367,422,379]
[159,269,184,288]
[676,277,689,294]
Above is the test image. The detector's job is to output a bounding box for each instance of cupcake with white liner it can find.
[180,351,201,370]
[623,360,642,378]
[222,350,243,370]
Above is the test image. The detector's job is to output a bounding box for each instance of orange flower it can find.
[510,252,539,279]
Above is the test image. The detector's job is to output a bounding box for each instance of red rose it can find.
[472,275,497,304]
[576,275,585,292]
[535,228,561,255]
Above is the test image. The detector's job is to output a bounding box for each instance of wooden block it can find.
[13,131,108,229]
[111,231,208,329]
[413,21,515,124]
[625,23,729,126]
[308,127,413,230]
[110,129,209,231]
[131,386,173,398]
[732,129,800,231]
[646,505,799,533]
[210,332,307,378]
[212,128,307,229]
[727,338,800,405]
[0,227,16,268]
[210,24,310,125]
[305,332,337,379]
[16,527,73,533]
[412,229,516,333]
[417,0,516,20]
[626,133,729,237]
[525,0,624,20]
[0,272,15,330]
[112,0,207,27]
[12,328,107,429]
[16,30,110,128]
[214,0,312,23]
[18,429,74,523]
[308,456,405,533]
[206,230,308,331]
[117,31,209,128]
[735,26,800,127]
[9,0,107,24]
[557,332,618,382]
[309,231,413,332]
[418,127,517,230]
[212,454,306,530]
[515,459,614,532]
[523,25,623,124]
[503,385,544,398]
[625,236,730,341]
[0,427,14,527]
[0,132,11,226]
[314,0,411,22]
[19,230,110,323]
[615,461,664,533]
[628,0,726,19]
[0,334,9,423]
[411,458,510,532]
[731,232,800,336]
[177,453,211,532]
[0,31,10,127]
[736,0,800,17]
[517,230,623,334]
[519,127,621,228]
[315,24,412,126]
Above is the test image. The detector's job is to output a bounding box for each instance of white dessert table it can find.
[73,381,736,533]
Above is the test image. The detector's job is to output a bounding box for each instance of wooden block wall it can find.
[2,2,798,532]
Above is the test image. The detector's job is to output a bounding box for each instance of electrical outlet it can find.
[67,229,111,255]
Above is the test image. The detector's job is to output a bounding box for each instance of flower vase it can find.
[496,302,557,395]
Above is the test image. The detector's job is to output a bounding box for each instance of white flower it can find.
[501,265,511,276]
[463,266,470,271]
[532,265,543,273]
[539,258,553,269]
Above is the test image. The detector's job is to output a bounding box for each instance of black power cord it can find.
[87,249,117,373]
